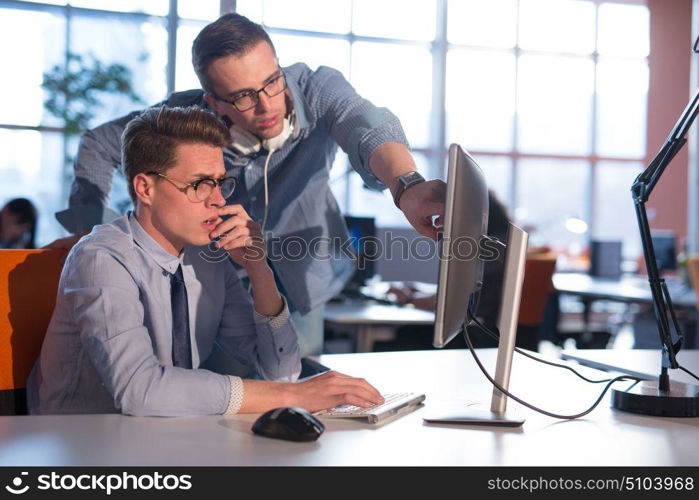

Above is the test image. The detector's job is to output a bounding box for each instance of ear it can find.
[204,93,222,114]
[133,173,155,207]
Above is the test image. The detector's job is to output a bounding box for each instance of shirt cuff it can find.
[253,295,290,330]
[224,376,245,415]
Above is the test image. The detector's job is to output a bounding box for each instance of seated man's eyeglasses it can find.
[210,71,287,112]
[147,172,237,202]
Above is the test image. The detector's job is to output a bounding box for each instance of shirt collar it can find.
[128,212,183,275]
[284,69,309,135]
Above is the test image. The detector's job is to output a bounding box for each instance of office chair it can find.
[516,252,558,351]
[686,254,699,302]
[0,249,65,415]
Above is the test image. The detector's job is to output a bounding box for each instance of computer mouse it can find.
[251,407,325,442]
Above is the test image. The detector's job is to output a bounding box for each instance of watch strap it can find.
[392,171,426,208]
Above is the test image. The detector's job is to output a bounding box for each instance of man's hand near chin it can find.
[210,205,282,317]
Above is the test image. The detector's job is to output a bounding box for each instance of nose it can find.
[255,91,273,112]
[206,185,226,208]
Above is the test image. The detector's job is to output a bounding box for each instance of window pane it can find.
[0,130,66,245]
[517,54,594,155]
[235,0,263,22]
[596,58,648,158]
[594,161,643,260]
[519,0,595,54]
[515,158,590,253]
[178,0,220,21]
[0,8,65,127]
[473,154,513,208]
[329,152,350,214]
[353,0,435,41]
[446,48,515,152]
[598,3,649,57]
[262,0,351,34]
[176,21,207,92]
[345,154,430,227]
[69,0,169,15]
[15,0,66,4]
[270,34,350,79]
[447,0,517,48]
[351,42,432,148]
[70,14,168,127]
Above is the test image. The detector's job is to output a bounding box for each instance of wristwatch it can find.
[392,171,426,208]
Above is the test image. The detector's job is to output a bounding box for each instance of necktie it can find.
[170,265,192,368]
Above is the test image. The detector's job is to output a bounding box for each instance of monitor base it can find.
[423,405,525,427]
[612,380,699,417]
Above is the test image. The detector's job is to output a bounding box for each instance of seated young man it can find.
[27,106,383,416]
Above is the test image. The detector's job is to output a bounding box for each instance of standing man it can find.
[56,13,445,359]
[29,106,384,416]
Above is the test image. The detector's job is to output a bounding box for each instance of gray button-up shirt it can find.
[60,63,410,314]
[27,214,300,416]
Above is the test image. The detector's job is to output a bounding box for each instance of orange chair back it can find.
[0,249,65,392]
[518,253,557,326]
[686,254,699,306]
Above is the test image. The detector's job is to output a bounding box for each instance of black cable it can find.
[467,308,616,384]
[679,365,699,382]
[464,304,644,420]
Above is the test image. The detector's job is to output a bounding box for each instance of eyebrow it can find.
[222,69,282,99]
[189,172,227,181]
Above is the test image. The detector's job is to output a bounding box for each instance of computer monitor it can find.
[424,144,528,427]
[651,231,677,272]
[590,240,623,280]
[343,215,376,290]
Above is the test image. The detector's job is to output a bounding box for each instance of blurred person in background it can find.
[0,198,37,249]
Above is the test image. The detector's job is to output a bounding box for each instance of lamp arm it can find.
[630,40,699,385]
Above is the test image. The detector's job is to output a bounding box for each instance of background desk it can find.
[553,273,697,348]
[324,301,434,352]
[553,272,696,308]
[1,349,697,466]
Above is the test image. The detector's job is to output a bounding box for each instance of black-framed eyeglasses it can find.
[147,172,237,202]
[210,71,287,112]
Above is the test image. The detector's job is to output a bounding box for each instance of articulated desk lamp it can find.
[612,36,699,417]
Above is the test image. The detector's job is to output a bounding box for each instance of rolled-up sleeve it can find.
[216,268,301,383]
[66,247,233,417]
[303,65,410,190]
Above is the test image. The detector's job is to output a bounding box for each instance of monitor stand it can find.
[423,224,528,427]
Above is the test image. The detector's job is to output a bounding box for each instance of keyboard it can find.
[313,392,426,424]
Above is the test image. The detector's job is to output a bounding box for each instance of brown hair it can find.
[121,106,230,202]
[192,13,275,93]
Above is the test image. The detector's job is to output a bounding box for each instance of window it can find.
[0,0,651,258]
[0,0,221,245]
[238,0,650,263]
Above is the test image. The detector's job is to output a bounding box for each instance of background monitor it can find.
[651,231,677,271]
[589,240,623,279]
[343,215,376,290]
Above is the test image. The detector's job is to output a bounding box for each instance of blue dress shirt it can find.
[27,213,300,416]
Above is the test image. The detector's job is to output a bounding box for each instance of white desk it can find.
[324,301,434,352]
[1,350,697,466]
[561,349,699,385]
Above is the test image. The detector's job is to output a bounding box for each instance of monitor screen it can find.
[433,144,490,348]
[426,144,528,425]
[651,231,677,271]
[343,215,376,289]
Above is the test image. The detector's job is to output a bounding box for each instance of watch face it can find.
[402,171,420,184]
